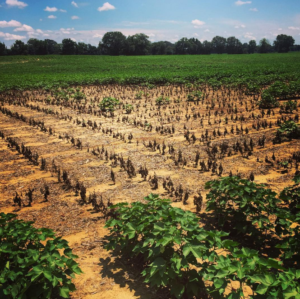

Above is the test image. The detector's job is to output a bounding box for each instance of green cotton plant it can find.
[155,96,170,105]
[104,194,227,299]
[104,194,300,299]
[71,88,86,102]
[205,176,280,239]
[187,91,204,102]
[205,246,300,299]
[98,97,120,112]
[258,91,279,109]
[135,91,143,99]
[277,174,300,264]
[277,120,300,140]
[123,104,133,114]
[0,213,82,299]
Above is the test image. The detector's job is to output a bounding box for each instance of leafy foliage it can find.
[155,96,170,105]
[258,91,279,109]
[187,91,204,102]
[0,213,82,299]
[276,120,300,140]
[1,53,300,93]
[123,104,133,114]
[104,194,300,298]
[98,97,120,112]
[205,176,280,239]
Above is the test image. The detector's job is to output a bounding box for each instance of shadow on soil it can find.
[99,253,170,299]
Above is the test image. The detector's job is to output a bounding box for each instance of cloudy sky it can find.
[0,0,300,46]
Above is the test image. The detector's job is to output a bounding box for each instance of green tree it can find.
[151,41,174,55]
[202,40,212,54]
[151,41,166,55]
[45,39,60,54]
[188,38,202,54]
[248,40,257,54]
[77,42,88,55]
[10,40,27,55]
[211,36,226,54]
[274,34,295,53]
[62,38,77,55]
[258,38,272,53]
[27,38,47,55]
[87,44,98,55]
[0,42,7,56]
[101,31,126,56]
[125,33,151,55]
[174,37,190,54]
[226,36,243,54]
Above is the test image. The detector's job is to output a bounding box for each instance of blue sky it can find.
[0,0,300,46]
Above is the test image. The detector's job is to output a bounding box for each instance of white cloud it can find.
[205,29,210,32]
[0,20,22,27]
[278,28,282,31]
[6,0,27,8]
[235,24,246,29]
[60,27,74,34]
[235,1,251,6]
[98,2,115,12]
[250,8,258,12]
[0,31,26,40]
[44,6,57,12]
[244,32,256,40]
[40,19,42,21]
[71,16,79,19]
[36,29,43,34]
[60,9,67,12]
[288,26,300,30]
[191,19,205,28]
[48,15,57,19]
[71,37,76,42]
[14,24,34,32]
[93,33,102,38]
[71,1,78,8]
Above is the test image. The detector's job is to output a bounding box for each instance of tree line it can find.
[0,32,298,56]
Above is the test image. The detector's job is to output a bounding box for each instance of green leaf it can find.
[256,284,269,295]
[59,286,71,298]
[182,244,204,258]
[171,283,185,299]
[213,278,226,289]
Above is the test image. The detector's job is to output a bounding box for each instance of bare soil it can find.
[0,84,299,298]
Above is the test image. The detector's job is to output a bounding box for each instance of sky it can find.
[0,0,300,46]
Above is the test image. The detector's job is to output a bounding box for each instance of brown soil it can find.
[0,84,299,298]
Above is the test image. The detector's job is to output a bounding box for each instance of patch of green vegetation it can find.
[0,213,82,299]
[1,53,300,91]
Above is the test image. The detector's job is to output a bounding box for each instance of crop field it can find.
[1,54,300,299]
[1,53,300,91]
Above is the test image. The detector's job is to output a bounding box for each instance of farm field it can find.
[0,53,300,91]
[1,54,300,298]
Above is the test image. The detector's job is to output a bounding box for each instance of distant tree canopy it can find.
[0,33,298,56]
[124,33,151,55]
[101,31,127,55]
[248,40,257,54]
[258,38,272,54]
[274,34,295,53]
[0,42,7,56]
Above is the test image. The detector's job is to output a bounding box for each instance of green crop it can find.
[277,120,300,140]
[104,193,300,298]
[1,53,300,92]
[98,97,120,112]
[0,213,82,299]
